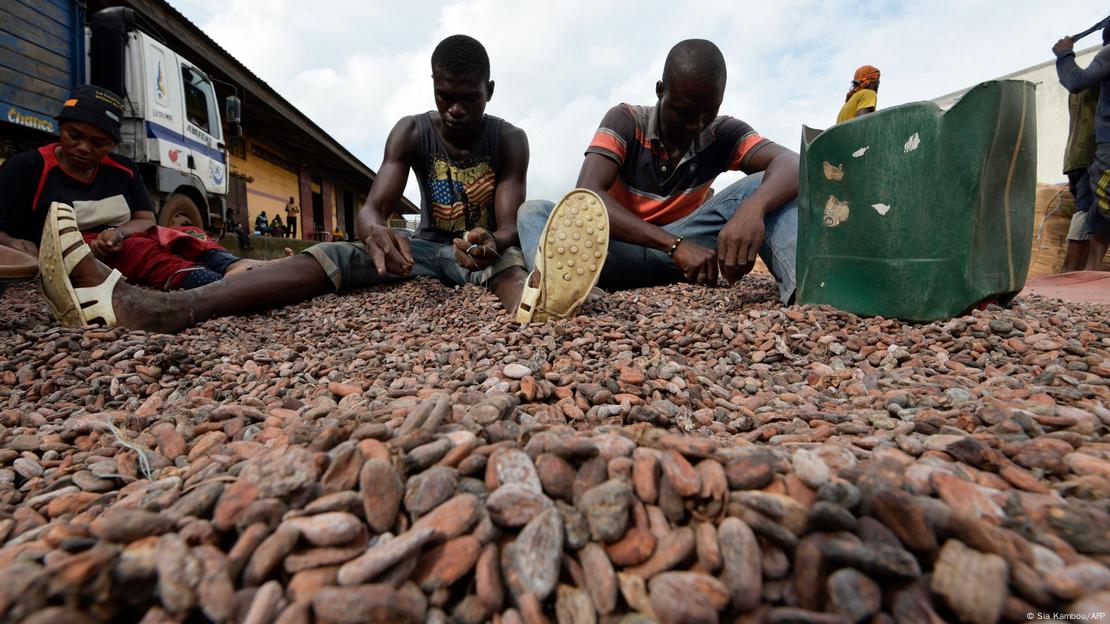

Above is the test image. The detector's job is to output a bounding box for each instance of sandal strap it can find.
[62,242,91,273]
[516,271,542,323]
[53,204,91,274]
[73,269,123,326]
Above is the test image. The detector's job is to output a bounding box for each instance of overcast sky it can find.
[171,0,1107,205]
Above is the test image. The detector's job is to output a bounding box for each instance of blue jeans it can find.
[303,231,525,291]
[517,173,798,303]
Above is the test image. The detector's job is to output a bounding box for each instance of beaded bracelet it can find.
[667,236,684,257]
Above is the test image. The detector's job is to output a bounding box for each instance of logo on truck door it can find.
[155,60,168,104]
[211,163,224,185]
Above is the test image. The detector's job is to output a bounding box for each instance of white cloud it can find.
[171,0,1109,206]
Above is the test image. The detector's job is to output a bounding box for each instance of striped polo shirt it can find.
[586,103,769,224]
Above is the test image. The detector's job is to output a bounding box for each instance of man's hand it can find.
[452,228,498,271]
[89,229,124,259]
[671,238,718,285]
[1054,36,1075,56]
[717,206,765,283]
[2,238,38,257]
[362,225,414,276]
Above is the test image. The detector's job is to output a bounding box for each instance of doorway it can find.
[311,176,324,236]
[342,191,355,240]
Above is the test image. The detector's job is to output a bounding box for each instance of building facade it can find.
[934,46,1101,185]
[0,0,414,240]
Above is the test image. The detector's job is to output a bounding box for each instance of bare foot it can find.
[60,238,191,332]
[491,266,528,314]
[284,247,294,257]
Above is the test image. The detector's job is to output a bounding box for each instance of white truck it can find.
[1,2,240,229]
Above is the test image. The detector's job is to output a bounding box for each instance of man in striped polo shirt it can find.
[518,39,799,305]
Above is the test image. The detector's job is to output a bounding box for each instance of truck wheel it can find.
[159,194,205,228]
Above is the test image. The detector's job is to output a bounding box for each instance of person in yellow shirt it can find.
[837,65,880,123]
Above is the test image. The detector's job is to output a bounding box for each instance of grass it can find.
[217,235,320,260]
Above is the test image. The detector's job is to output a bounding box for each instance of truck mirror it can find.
[225,95,242,124]
[228,123,243,138]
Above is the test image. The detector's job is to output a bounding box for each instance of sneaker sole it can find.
[517,189,609,322]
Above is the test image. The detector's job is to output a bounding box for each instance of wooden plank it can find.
[0,70,70,102]
[1,3,71,44]
[0,53,72,94]
[15,0,71,29]
[0,55,73,93]
[0,32,70,73]
[0,24,70,60]
[0,80,68,117]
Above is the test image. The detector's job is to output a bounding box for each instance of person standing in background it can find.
[1056,25,1110,270]
[285,196,300,239]
[837,65,880,123]
[1060,82,1100,272]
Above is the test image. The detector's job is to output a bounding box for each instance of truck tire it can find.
[159,194,205,228]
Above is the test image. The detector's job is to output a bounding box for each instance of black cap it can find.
[56,85,124,142]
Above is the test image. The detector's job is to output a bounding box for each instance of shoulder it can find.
[384,115,424,157]
[102,152,140,177]
[391,115,424,141]
[1,149,46,174]
[607,103,640,121]
[496,119,528,147]
[711,115,757,136]
[596,103,640,133]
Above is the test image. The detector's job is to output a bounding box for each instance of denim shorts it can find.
[194,249,240,274]
[303,232,525,291]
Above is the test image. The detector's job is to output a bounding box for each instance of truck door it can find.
[140,34,190,175]
[178,60,227,197]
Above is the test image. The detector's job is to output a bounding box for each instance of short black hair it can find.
[662,39,726,88]
[431,35,490,79]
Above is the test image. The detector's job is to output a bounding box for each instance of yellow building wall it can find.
[229,139,300,234]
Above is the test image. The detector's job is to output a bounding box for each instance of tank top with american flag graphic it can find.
[413,112,503,243]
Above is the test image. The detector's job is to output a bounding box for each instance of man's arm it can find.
[354,117,420,276]
[716,142,799,282]
[577,154,672,250]
[1055,38,1110,93]
[577,153,719,284]
[490,124,528,251]
[855,107,876,117]
[0,154,40,255]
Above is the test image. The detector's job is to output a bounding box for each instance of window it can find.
[182,66,221,139]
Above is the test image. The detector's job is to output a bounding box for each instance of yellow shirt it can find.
[837,89,878,123]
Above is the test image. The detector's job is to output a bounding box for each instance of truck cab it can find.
[91,7,234,229]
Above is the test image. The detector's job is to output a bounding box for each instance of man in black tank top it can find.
[300,34,531,311]
[35,35,532,332]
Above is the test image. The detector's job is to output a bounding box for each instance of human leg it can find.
[1063,169,1093,272]
[518,200,555,270]
[515,190,610,322]
[1085,152,1110,270]
[88,231,205,291]
[409,236,529,312]
[40,203,337,332]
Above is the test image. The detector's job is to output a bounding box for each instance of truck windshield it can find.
[182,66,220,140]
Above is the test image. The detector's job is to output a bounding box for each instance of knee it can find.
[518,200,555,226]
